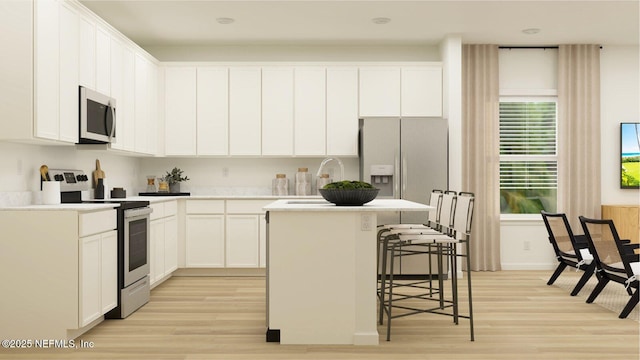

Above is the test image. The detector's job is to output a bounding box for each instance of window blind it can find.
[499,102,556,156]
[500,161,558,189]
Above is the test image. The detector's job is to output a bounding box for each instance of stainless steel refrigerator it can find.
[359,117,448,274]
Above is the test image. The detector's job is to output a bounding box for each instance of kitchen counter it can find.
[0,203,119,211]
[265,199,433,345]
[263,198,431,212]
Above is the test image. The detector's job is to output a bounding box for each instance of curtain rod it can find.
[499,46,558,49]
[499,46,603,50]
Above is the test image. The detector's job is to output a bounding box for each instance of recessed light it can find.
[216,17,235,25]
[372,17,391,25]
[522,28,540,35]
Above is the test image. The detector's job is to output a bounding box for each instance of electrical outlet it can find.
[361,214,374,231]
[523,240,531,251]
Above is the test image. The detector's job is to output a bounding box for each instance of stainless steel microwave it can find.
[79,86,116,144]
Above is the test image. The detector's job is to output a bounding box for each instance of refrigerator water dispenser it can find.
[370,165,394,196]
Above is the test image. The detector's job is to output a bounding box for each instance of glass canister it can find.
[146,175,157,192]
[317,173,332,191]
[272,174,289,196]
[295,167,312,196]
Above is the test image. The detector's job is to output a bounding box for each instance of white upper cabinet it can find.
[34,0,79,143]
[262,67,294,156]
[294,67,326,156]
[401,66,443,117]
[326,67,358,156]
[109,38,124,150]
[134,54,149,154]
[58,1,79,143]
[359,67,401,117]
[229,67,261,156]
[121,47,136,152]
[95,26,111,96]
[34,0,60,141]
[78,15,96,89]
[164,67,197,155]
[197,67,229,156]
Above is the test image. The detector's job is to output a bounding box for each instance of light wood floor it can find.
[1,271,638,360]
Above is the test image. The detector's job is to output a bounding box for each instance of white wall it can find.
[0,142,140,205]
[138,157,360,195]
[145,45,440,62]
[600,45,640,205]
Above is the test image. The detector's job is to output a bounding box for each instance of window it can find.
[499,98,558,214]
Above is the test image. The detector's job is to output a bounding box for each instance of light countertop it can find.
[263,199,433,212]
[0,203,119,211]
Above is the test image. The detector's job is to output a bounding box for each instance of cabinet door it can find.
[262,67,294,155]
[34,0,59,140]
[151,219,165,284]
[401,66,442,117]
[229,67,261,155]
[359,67,401,117]
[164,216,178,274]
[80,234,101,327]
[78,15,96,89]
[95,26,110,96]
[259,214,267,268]
[58,2,79,143]
[122,47,136,151]
[100,230,118,313]
[147,62,159,155]
[109,38,125,150]
[134,54,149,153]
[226,215,259,267]
[294,67,326,156]
[165,67,197,155]
[326,67,358,156]
[197,67,229,155]
[186,215,225,267]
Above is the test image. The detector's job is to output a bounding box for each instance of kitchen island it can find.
[263,199,433,345]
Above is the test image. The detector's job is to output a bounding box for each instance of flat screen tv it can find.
[621,122,640,189]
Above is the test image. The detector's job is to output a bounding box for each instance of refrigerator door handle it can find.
[402,154,407,198]
[394,150,400,198]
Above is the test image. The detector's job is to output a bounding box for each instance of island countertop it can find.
[263,198,432,212]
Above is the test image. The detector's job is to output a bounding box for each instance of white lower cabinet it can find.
[185,200,226,267]
[150,201,178,287]
[79,225,117,327]
[226,215,260,267]
[185,199,269,268]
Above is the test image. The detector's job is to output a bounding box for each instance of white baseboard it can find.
[501,263,556,271]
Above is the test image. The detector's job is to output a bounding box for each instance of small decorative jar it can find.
[295,168,312,196]
[272,174,289,196]
[316,173,332,191]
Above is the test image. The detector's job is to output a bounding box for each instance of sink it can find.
[286,200,330,205]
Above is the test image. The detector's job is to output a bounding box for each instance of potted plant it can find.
[164,167,189,193]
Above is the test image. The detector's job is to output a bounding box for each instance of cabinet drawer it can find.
[186,200,225,214]
[79,209,117,237]
[149,203,165,220]
[164,200,178,216]
[226,200,273,214]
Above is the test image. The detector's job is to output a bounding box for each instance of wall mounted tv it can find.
[621,122,640,189]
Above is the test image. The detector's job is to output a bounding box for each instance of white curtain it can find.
[558,45,602,230]
[462,44,502,271]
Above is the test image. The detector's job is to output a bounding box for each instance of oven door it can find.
[123,207,152,287]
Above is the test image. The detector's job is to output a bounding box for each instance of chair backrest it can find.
[453,192,474,239]
[541,211,584,260]
[439,191,457,234]
[579,216,628,276]
[427,189,443,226]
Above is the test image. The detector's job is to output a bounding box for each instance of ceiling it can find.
[79,0,639,47]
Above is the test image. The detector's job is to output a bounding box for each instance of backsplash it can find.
[0,141,360,205]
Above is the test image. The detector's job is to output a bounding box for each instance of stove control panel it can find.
[47,169,91,192]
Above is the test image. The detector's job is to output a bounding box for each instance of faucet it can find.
[317,157,344,181]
